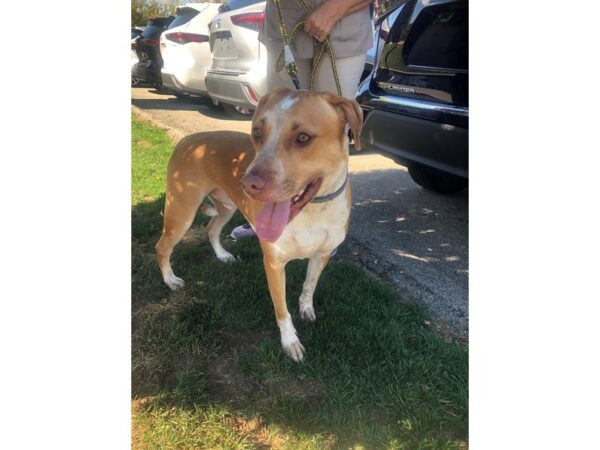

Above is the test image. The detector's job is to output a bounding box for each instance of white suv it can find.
[206,0,266,117]
[159,3,221,97]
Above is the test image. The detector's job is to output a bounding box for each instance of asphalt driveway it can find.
[131,86,468,339]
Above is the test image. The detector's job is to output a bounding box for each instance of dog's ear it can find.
[252,87,294,122]
[324,93,364,150]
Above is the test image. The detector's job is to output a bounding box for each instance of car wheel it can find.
[222,103,253,120]
[408,165,468,194]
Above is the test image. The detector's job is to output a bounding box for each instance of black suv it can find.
[133,16,174,87]
[357,0,468,194]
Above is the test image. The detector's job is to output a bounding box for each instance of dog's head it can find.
[241,87,363,242]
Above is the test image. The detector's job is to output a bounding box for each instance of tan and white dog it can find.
[155,87,363,361]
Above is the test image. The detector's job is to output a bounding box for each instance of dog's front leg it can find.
[262,252,305,362]
[299,254,330,321]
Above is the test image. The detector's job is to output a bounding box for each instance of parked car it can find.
[357,0,468,194]
[206,0,266,118]
[159,3,221,97]
[133,16,174,87]
[131,27,146,86]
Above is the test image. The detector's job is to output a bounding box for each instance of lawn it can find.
[131,112,468,449]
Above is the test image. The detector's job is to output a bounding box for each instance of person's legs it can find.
[267,51,366,99]
[266,51,313,90]
[313,53,366,100]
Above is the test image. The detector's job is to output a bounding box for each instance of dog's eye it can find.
[252,128,262,139]
[296,133,311,145]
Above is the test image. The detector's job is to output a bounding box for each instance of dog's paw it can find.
[299,304,316,322]
[282,337,306,362]
[165,274,185,291]
[217,252,237,263]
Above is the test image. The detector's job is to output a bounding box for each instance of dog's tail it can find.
[199,203,218,217]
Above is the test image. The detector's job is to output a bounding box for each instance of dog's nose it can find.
[241,173,266,195]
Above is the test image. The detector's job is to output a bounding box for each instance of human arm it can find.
[303,0,373,42]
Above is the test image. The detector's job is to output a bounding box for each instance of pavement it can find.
[132,86,469,339]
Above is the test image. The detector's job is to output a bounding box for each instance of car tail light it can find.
[243,84,260,105]
[165,32,209,44]
[141,38,160,46]
[379,29,389,41]
[231,12,265,31]
[131,42,136,50]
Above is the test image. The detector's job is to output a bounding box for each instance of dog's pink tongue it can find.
[255,200,291,242]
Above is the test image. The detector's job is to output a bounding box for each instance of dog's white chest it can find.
[276,199,349,261]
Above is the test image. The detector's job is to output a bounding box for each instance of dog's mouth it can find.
[255,178,323,242]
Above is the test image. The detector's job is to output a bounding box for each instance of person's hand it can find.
[303,0,344,42]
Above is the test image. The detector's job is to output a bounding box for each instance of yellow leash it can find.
[271,0,343,96]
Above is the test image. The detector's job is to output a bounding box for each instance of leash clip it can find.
[283,44,301,90]
[283,44,295,66]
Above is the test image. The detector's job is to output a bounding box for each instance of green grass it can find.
[131,112,468,449]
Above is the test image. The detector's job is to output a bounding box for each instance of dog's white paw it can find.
[299,304,316,322]
[282,336,305,362]
[278,315,305,362]
[165,274,185,291]
[217,252,237,263]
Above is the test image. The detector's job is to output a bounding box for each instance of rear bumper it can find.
[357,79,468,177]
[361,109,468,178]
[205,70,266,110]
[161,71,208,96]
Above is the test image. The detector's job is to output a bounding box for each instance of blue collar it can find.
[311,173,348,204]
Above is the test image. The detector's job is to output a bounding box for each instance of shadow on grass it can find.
[132,194,468,449]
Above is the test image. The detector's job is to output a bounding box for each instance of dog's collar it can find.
[311,173,348,204]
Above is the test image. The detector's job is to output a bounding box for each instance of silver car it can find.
[206,0,266,118]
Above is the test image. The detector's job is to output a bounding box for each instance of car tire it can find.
[222,103,253,120]
[408,165,468,194]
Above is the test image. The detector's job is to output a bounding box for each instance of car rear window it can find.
[146,16,174,28]
[141,17,174,38]
[219,0,263,13]
[141,25,165,39]
[403,5,468,71]
[168,7,201,29]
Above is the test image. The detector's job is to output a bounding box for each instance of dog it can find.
[155,87,363,361]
